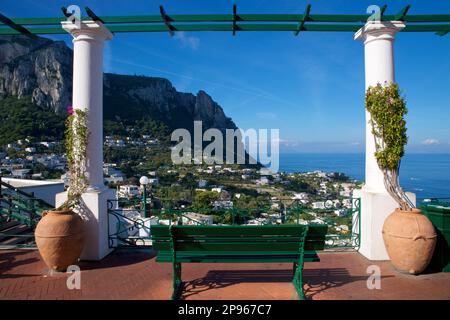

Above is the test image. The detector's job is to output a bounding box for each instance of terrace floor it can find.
[0,249,449,300]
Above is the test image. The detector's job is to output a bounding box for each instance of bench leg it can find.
[171,262,183,300]
[293,263,306,300]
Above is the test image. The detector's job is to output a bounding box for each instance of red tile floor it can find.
[0,249,449,300]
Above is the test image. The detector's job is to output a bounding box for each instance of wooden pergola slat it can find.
[159,5,175,36]
[395,5,411,21]
[294,4,311,36]
[85,7,105,24]
[232,4,237,36]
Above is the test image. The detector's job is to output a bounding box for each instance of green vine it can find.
[57,109,89,210]
[365,82,414,210]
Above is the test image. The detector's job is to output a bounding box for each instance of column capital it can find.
[354,21,405,44]
[61,20,113,42]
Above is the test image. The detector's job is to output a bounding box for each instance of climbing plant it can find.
[57,109,89,209]
[365,82,414,211]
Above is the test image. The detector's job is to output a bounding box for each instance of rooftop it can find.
[1,249,449,300]
[1,177,63,188]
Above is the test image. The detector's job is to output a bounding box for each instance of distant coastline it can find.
[279,153,450,199]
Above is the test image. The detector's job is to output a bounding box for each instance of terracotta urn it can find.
[35,209,85,271]
[382,208,437,274]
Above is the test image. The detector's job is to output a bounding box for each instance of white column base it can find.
[56,188,116,261]
[353,188,416,261]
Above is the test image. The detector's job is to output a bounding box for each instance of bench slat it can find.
[152,224,311,237]
[170,242,303,252]
[151,224,327,251]
[155,251,320,263]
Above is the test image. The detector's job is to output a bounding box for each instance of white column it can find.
[62,20,113,190]
[355,21,405,193]
[353,21,415,260]
[57,21,116,261]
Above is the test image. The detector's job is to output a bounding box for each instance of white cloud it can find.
[174,32,200,50]
[422,138,440,145]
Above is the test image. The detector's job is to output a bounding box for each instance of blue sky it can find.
[1,0,450,153]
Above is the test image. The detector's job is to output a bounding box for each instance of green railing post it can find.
[142,184,148,218]
[29,191,36,223]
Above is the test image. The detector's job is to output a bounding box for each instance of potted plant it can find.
[34,108,88,271]
[366,83,437,274]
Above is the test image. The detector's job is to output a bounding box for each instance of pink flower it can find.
[67,105,74,115]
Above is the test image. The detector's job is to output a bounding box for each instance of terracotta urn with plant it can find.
[366,83,437,274]
[35,109,89,271]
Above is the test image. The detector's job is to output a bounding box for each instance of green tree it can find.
[192,190,219,212]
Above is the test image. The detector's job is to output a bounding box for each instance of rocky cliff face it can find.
[0,35,72,113]
[0,35,236,132]
[103,74,235,131]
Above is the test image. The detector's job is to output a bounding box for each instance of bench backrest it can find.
[151,224,328,254]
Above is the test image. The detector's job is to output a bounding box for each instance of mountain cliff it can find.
[0,35,236,134]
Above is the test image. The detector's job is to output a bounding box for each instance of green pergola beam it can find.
[3,13,450,26]
[403,24,450,32]
[1,23,449,35]
[1,4,449,37]
[0,12,37,39]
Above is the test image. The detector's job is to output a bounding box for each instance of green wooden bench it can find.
[150,224,328,300]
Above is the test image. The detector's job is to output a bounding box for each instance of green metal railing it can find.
[107,197,361,251]
[0,178,53,248]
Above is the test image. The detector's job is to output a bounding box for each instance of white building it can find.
[312,201,326,209]
[182,212,214,225]
[256,176,269,185]
[118,185,140,198]
[292,192,309,200]
[105,174,125,184]
[11,169,30,179]
[39,141,57,148]
[334,209,348,217]
[246,218,266,225]
[213,200,233,210]
[212,187,223,193]
[1,177,64,206]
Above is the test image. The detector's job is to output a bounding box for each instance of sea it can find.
[279,153,450,200]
